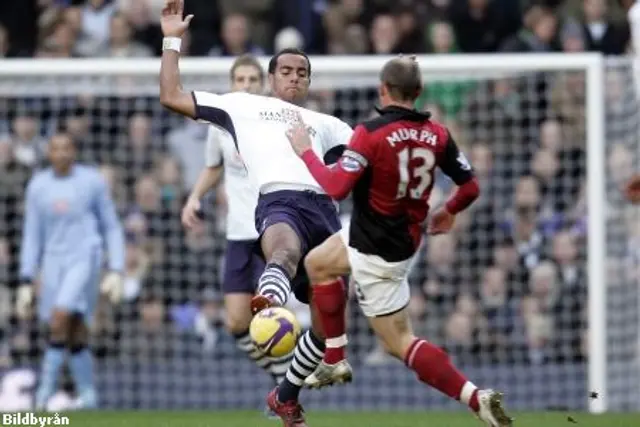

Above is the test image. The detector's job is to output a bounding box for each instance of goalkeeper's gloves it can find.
[15,284,34,319]
[100,272,124,304]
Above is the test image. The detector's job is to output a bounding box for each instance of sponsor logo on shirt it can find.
[259,108,317,137]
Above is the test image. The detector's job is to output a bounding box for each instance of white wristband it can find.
[162,37,182,52]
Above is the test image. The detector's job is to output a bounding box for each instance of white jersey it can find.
[206,126,259,241]
[192,91,353,193]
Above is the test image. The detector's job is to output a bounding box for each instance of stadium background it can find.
[0,0,638,417]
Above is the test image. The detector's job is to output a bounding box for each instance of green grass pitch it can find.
[49,411,640,427]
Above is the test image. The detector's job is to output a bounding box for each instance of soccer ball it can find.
[250,307,301,357]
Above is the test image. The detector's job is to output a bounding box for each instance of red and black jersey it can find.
[343,106,474,261]
[300,106,477,262]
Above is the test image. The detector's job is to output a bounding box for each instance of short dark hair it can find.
[230,54,265,82]
[268,48,311,76]
[379,57,422,102]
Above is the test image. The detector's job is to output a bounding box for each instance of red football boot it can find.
[250,294,277,315]
[266,388,307,427]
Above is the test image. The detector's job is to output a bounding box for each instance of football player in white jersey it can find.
[181,54,293,405]
[160,2,351,425]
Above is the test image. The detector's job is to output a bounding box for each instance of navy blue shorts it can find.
[255,190,341,303]
[222,239,265,294]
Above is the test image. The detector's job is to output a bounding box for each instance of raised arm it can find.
[159,0,196,117]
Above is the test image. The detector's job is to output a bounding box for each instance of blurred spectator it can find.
[324,0,369,54]
[37,19,77,58]
[97,12,153,57]
[393,4,427,53]
[444,310,478,364]
[75,0,116,57]
[118,0,164,55]
[577,0,629,54]
[548,71,586,146]
[155,156,184,209]
[271,0,328,54]
[167,120,207,191]
[501,176,548,271]
[98,164,127,211]
[119,294,177,363]
[11,116,46,168]
[194,289,224,353]
[341,24,369,54]
[449,0,521,53]
[117,114,164,187]
[369,13,399,54]
[274,27,305,52]
[209,14,264,57]
[500,7,558,52]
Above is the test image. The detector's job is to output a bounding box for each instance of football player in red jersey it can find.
[284,57,513,427]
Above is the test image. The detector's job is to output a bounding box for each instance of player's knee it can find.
[303,251,323,283]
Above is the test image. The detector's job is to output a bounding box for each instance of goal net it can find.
[0,54,635,413]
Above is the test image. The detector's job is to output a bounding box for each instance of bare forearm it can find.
[159,49,196,118]
[189,167,223,201]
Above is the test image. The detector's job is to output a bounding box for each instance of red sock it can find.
[312,278,347,364]
[404,338,479,412]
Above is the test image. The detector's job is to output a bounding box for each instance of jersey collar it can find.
[375,105,431,122]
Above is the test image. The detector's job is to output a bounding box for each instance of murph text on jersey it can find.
[259,108,317,137]
[2,413,70,426]
[386,129,437,147]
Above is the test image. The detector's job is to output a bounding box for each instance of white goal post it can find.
[0,54,615,413]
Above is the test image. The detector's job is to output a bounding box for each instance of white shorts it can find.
[340,229,413,317]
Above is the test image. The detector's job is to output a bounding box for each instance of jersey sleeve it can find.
[205,126,223,168]
[340,124,375,171]
[191,91,238,147]
[438,131,474,185]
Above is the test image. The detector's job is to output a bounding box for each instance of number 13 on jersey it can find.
[396,147,436,200]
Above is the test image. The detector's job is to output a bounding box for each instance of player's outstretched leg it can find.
[68,314,97,409]
[267,329,325,427]
[252,223,303,314]
[302,233,353,389]
[369,309,513,427]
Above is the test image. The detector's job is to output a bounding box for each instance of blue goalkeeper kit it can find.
[19,164,125,322]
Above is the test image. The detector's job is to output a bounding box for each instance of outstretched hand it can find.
[285,112,312,157]
[160,0,193,37]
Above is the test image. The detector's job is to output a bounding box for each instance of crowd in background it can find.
[0,0,638,391]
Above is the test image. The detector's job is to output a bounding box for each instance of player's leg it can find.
[36,310,70,411]
[369,308,512,426]
[252,222,303,312]
[223,240,293,384]
[301,232,353,388]
[68,314,97,409]
[35,255,70,411]
[267,297,325,427]
[59,250,102,409]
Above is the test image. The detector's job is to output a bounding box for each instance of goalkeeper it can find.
[16,133,125,410]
